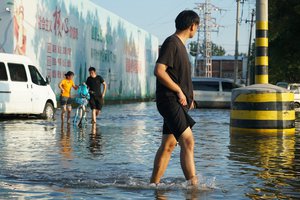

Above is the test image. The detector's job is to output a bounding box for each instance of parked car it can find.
[192,77,243,108]
[0,53,57,119]
[276,82,300,108]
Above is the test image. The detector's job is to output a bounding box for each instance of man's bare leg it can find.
[150,134,177,184]
[178,127,197,185]
[95,109,100,117]
[92,109,101,123]
[92,109,96,123]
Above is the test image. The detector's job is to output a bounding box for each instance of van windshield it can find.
[222,82,238,92]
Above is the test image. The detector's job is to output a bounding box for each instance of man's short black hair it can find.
[175,10,200,31]
[89,67,96,72]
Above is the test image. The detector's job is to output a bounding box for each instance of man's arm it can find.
[154,63,187,106]
[102,81,107,97]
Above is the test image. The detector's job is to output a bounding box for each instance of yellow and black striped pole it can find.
[255,6,268,84]
[230,0,295,136]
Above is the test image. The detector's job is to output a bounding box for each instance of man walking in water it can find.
[86,67,107,124]
[150,10,199,186]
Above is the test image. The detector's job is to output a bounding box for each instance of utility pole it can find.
[234,0,241,83]
[193,18,202,77]
[194,0,223,77]
[246,9,255,86]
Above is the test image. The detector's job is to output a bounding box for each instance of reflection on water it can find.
[229,135,298,199]
[60,124,73,160]
[0,102,299,199]
[89,124,103,155]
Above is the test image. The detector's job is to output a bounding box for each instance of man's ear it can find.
[190,23,197,31]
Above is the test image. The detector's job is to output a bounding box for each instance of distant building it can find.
[194,55,247,83]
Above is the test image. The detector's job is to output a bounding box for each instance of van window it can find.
[29,65,47,86]
[192,81,219,91]
[8,63,27,82]
[222,82,237,92]
[0,62,8,81]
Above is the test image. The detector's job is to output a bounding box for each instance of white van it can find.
[0,53,57,119]
[192,77,243,108]
[289,83,300,108]
[276,82,300,109]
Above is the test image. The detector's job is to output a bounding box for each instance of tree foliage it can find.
[269,0,300,83]
[189,41,226,57]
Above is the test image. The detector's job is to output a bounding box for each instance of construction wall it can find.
[0,0,158,100]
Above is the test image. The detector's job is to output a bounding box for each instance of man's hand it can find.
[177,90,187,106]
[190,101,196,109]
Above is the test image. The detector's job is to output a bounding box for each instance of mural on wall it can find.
[0,0,158,101]
[13,1,26,55]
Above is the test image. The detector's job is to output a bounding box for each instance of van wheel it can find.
[41,102,54,120]
[295,102,300,109]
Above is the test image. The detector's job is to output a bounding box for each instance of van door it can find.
[7,63,32,113]
[0,62,9,112]
[28,65,49,114]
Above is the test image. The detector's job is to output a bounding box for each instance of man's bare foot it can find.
[187,175,198,186]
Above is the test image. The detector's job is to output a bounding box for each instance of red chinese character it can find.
[47,43,52,53]
[52,57,56,66]
[58,71,61,78]
[52,70,56,78]
[53,7,62,36]
[58,58,61,65]
[52,44,57,53]
[47,56,52,66]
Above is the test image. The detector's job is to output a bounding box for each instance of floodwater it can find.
[0,102,299,199]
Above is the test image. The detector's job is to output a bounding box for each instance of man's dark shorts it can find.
[157,96,196,141]
[60,96,72,106]
[89,94,103,110]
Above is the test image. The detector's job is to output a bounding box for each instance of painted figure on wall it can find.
[14,1,27,55]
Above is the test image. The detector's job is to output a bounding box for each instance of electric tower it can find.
[194,0,223,77]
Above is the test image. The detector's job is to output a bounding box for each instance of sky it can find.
[91,0,256,55]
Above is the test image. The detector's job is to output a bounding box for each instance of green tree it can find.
[269,0,300,83]
[189,41,226,57]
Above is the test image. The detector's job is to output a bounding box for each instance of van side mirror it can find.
[46,75,51,85]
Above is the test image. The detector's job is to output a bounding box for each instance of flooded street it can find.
[0,102,299,199]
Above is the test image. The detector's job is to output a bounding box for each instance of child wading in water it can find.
[58,71,78,124]
[73,82,90,127]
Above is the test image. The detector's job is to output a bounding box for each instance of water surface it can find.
[0,102,299,199]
